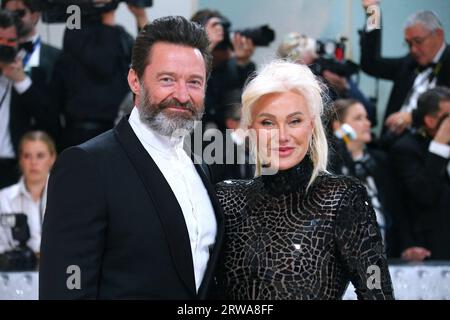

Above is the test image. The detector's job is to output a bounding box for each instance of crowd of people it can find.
[0,0,448,299]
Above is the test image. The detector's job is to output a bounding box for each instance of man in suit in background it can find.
[2,0,60,83]
[39,16,224,299]
[0,8,58,189]
[391,86,450,261]
[360,0,450,146]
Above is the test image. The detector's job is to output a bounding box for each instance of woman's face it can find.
[19,140,55,184]
[342,103,372,144]
[250,91,314,172]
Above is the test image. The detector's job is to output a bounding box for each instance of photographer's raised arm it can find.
[359,0,404,80]
[127,3,149,32]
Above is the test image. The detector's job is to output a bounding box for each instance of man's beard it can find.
[137,84,204,137]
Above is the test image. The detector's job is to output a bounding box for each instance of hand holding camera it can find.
[205,16,224,51]
[322,70,350,94]
[0,54,26,83]
[434,113,450,145]
[126,2,149,29]
[362,0,380,11]
[232,33,255,66]
[385,111,412,134]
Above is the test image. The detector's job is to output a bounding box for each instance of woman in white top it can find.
[0,131,56,256]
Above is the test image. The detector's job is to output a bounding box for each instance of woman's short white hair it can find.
[240,59,328,188]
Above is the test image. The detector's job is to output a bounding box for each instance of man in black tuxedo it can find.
[39,16,224,299]
[0,8,58,189]
[2,0,60,82]
[391,87,450,261]
[360,0,450,146]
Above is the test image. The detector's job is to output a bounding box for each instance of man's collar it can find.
[128,107,184,157]
[433,42,446,63]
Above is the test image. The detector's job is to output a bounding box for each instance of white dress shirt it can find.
[0,74,32,159]
[0,177,47,253]
[429,140,450,178]
[23,34,41,73]
[401,43,446,113]
[0,35,36,158]
[129,107,217,292]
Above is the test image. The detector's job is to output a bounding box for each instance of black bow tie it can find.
[417,62,437,73]
[19,41,34,53]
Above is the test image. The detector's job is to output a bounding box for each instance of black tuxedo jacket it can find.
[9,43,60,153]
[360,29,450,126]
[39,117,225,299]
[391,132,450,259]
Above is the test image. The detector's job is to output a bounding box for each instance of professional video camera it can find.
[219,16,275,48]
[279,33,359,78]
[0,213,37,271]
[40,0,153,23]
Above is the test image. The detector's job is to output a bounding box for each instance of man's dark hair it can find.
[191,9,224,27]
[331,98,361,124]
[131,15,212,81]
[416,86,450,127]
[1,0,42,13]
[0,9,19,30]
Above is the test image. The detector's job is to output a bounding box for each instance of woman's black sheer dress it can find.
[215,157,394,300]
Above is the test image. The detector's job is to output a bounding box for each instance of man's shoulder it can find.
[391,131,427,155]
[40,42,61,53]
[40,43,61,61]
[77,129,120,155]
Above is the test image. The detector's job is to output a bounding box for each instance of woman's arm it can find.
[335,179,394,300]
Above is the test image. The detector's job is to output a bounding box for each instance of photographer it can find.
[191,9,257,131]
[1,0,60,77]
[50,1,148,150]
[360,0,450,147]
[278,32,377,125]
[0,9,58,189]
[391,86,450,261]
[0,131,56,260]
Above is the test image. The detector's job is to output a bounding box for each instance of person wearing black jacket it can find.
[191,9,256,132]
[391,87,450,261]
[51,3,148,150]
[0,9,58,189]
[360,1,450,147]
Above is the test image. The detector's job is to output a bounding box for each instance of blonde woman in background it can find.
[0,131,56,258]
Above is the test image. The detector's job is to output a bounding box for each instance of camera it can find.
[219,17,275,48]
[41,0,153,23]
[311,38,359,78]
[279,33,359,78]
[0,213,37,271]
[0,45,18,64]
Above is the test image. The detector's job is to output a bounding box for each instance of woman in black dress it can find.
[215,60,394,300]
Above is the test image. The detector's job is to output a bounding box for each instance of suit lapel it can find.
[113,117,197,296]
[194,162,225,299]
